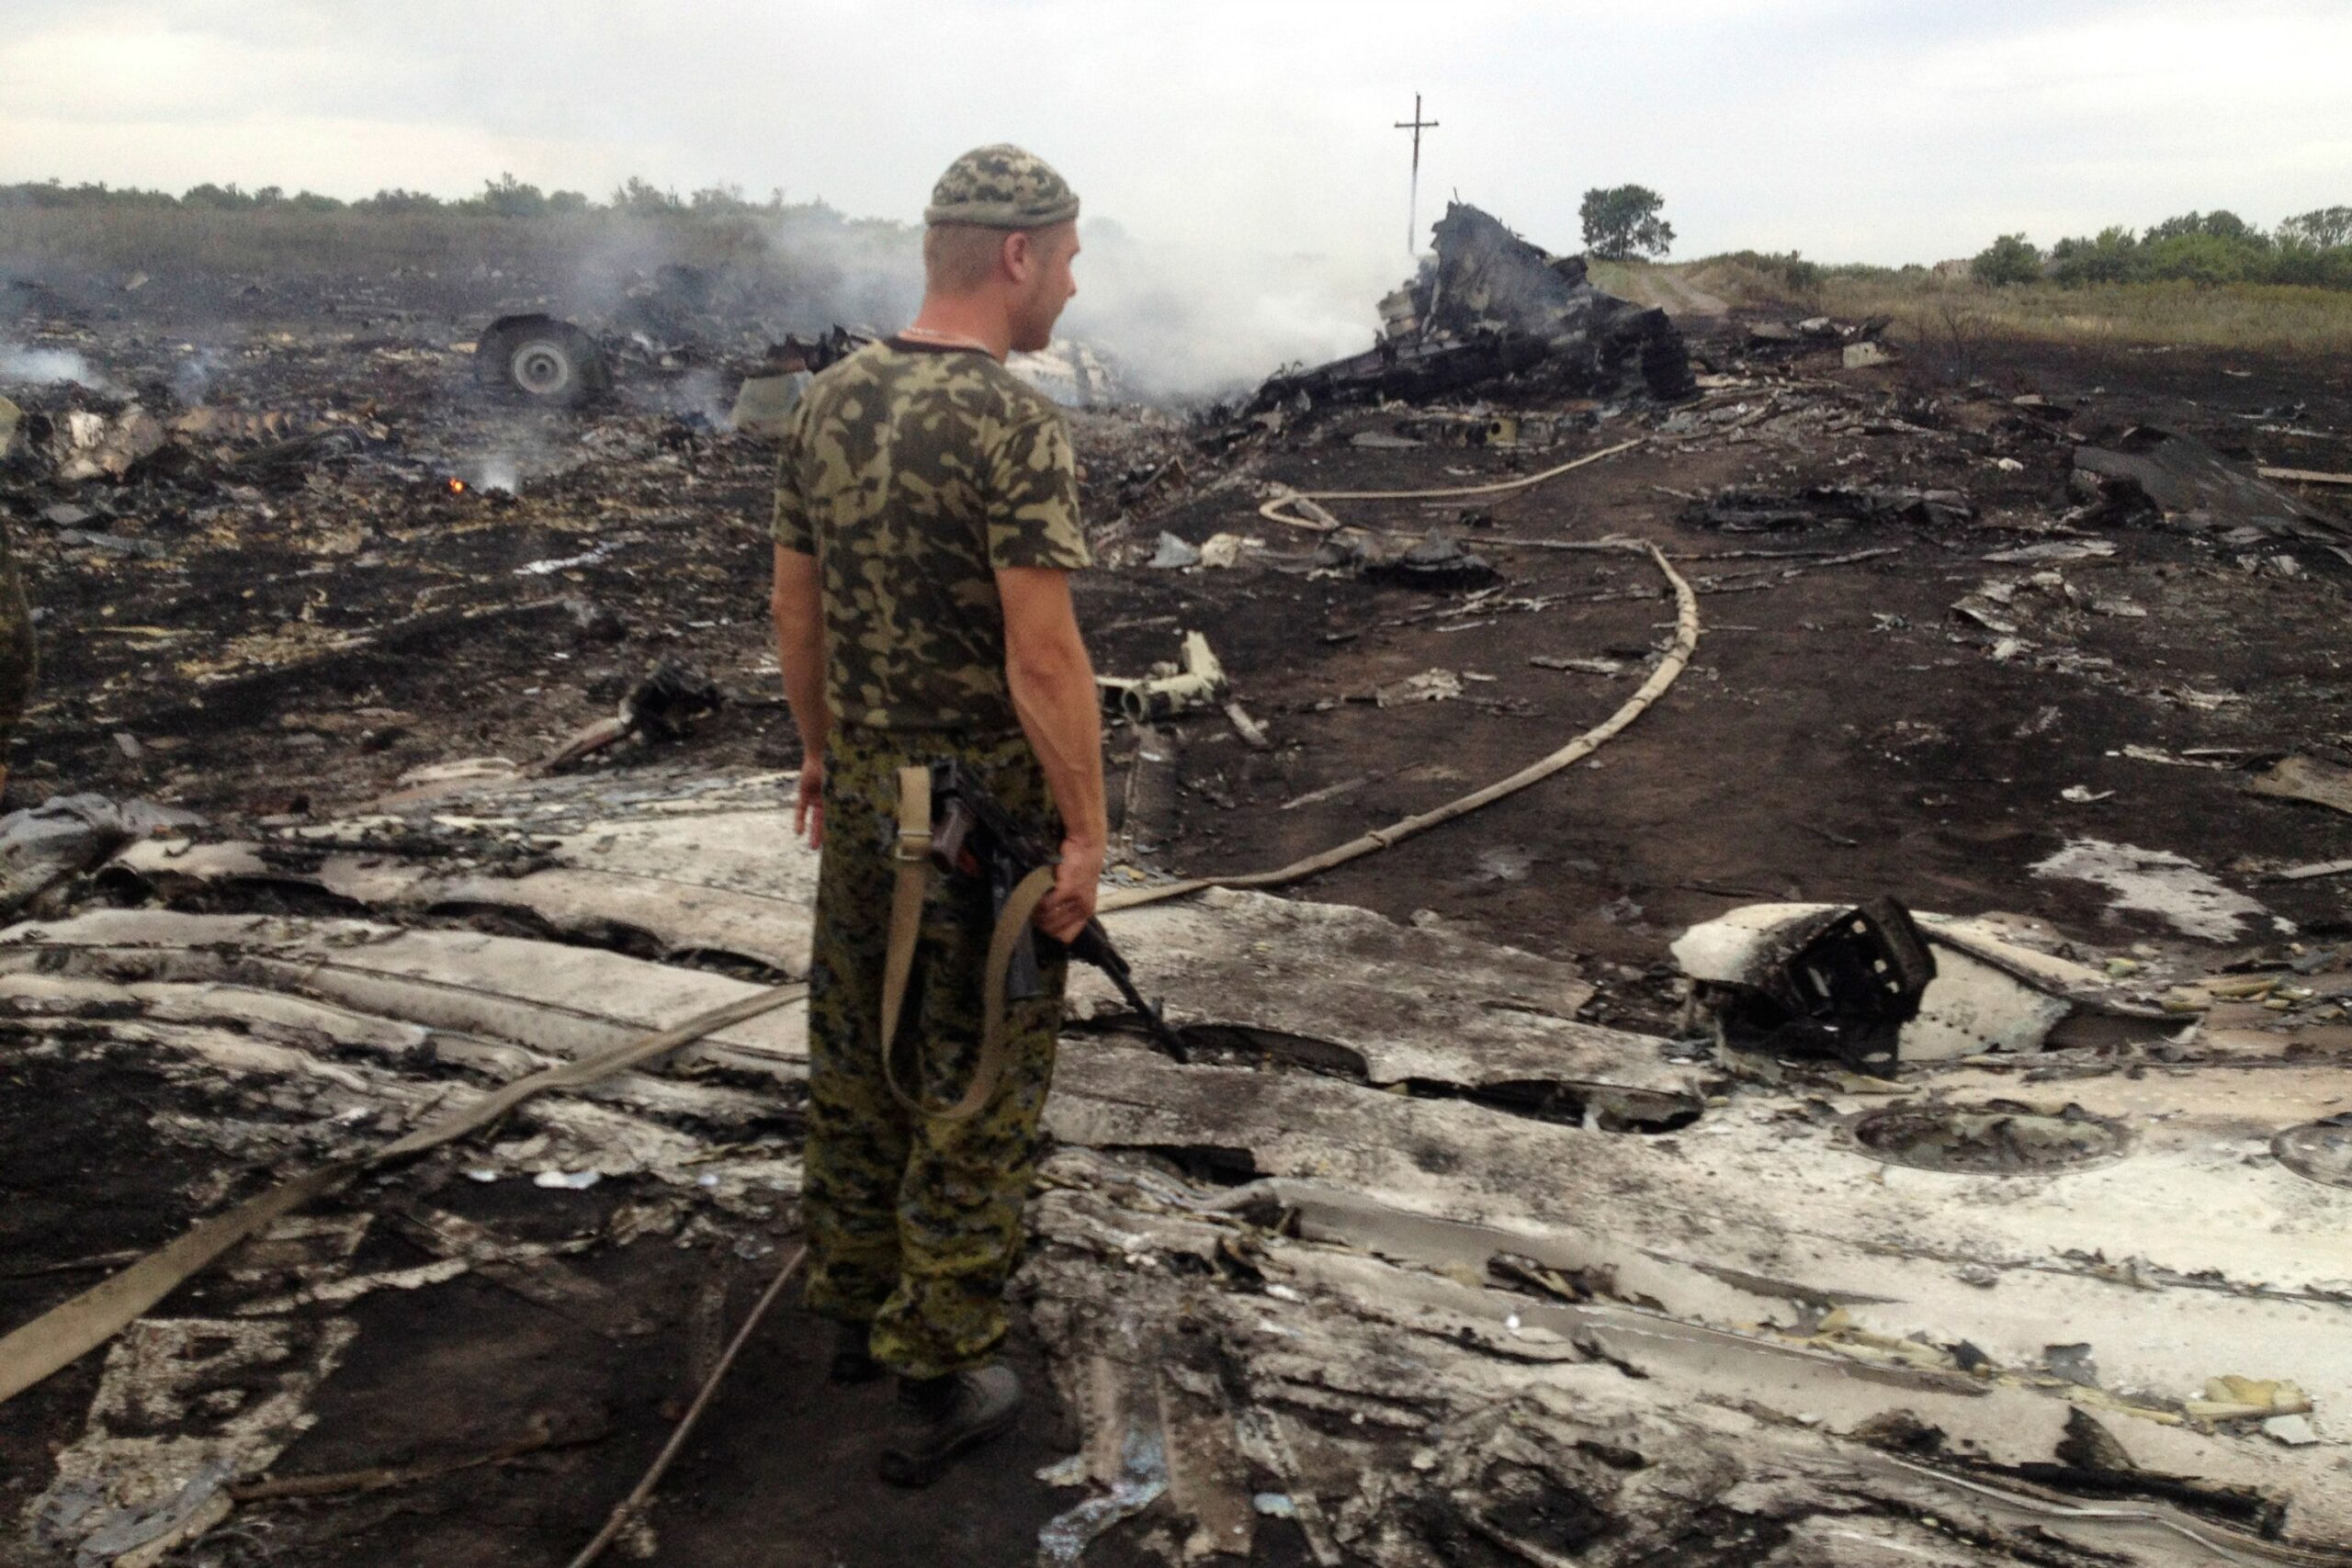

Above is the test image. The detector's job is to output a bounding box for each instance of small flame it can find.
[445,478,467,495]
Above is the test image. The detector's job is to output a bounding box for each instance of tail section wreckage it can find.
[1240,203,1696,424]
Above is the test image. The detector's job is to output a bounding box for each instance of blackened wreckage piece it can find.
[1243,201,1696,418]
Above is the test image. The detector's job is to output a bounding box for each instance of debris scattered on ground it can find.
[1685,482,1972,531]
[1363,528,1496,591]
[1675,900,2186,1062]
[2249,753,2352,817]
[1147,531,1202,570]
[2074,425,2346,547]
[537,660,721,773]
[0,793,197,915]
[47,405,166,482]
[1098,630,1230,724]
[1371,668,1464,706]
[2032,839,2271,942]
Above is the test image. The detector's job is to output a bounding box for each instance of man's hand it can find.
[772,543,831,844]
[1035,835,1102,943]
[795,755,825,848]
[1000,565,1108,944]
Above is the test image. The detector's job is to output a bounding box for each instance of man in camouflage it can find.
[769,145,1104,1486]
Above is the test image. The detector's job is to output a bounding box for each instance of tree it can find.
[353,188,444,214]
[1970,233,2043,286]
[2279,206,2352,250]
[2140,231,2255,286]
[2146,209,2268,248]
[611,176,682,215]
[1579,185,1674,260]
[2047,226,2139,286]
[182,182,255,209]
[472,173,548,218]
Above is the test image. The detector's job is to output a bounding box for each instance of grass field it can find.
[0,204,897,291]
[1593,254,2352,355]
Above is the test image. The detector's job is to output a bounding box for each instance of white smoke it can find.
[445,204,1403,408]
[1062,219,1405,403]
[0,344,115,392]
[170,347,230,404]
[477,454,520,493]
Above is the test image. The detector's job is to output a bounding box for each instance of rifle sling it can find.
[881,764,1056,1122]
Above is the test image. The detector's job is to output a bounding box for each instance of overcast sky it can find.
[5,0,2346,270]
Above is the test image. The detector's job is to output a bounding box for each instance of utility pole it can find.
[1395,92,1438,256]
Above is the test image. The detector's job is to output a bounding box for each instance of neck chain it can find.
[899,324,996,355]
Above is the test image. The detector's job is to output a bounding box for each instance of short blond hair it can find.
[922,222,1009,294]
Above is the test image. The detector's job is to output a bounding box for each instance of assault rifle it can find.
[926,759,1190,1064]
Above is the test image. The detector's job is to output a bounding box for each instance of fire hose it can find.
[1253,434,1644,530]
[1102,438,1698,913]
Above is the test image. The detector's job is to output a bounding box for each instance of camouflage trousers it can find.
[800,724,1066,1380]
[0,519,34,772]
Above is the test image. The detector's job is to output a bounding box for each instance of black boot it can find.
[830,1320,882,1385]
[876,1363,1022,1487]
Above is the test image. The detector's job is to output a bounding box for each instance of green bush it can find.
[2033,209,2352,289]
[2048,226,2139,286]
[1701,249,1823,293]
[1971,233,2043,286]
[2270,239,2352,289]
[0,180,177,209]
[2140,231,2261,286]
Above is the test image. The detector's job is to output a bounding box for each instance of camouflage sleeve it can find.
[984,410,1091,571]
[771,401,815,555]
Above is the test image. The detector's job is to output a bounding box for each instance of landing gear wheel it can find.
[507,335,580,400]
[474,314,612,408]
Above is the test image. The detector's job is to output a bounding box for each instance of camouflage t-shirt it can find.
[773,339,1091,731]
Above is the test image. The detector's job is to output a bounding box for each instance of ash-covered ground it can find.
[5,239,2352,1567]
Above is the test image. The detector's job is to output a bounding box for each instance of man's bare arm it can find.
[772,543,830,845]
[998,565,1104,942]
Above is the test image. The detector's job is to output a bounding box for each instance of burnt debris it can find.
[2072,423,2350,547]
[1241,201,1696,419]
[1693,896,1938,1068]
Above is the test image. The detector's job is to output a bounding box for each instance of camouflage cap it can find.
[923,144,1080,230]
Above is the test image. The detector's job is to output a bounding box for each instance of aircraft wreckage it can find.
[2,766,2347,1566]
[1238,202,1697,423]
